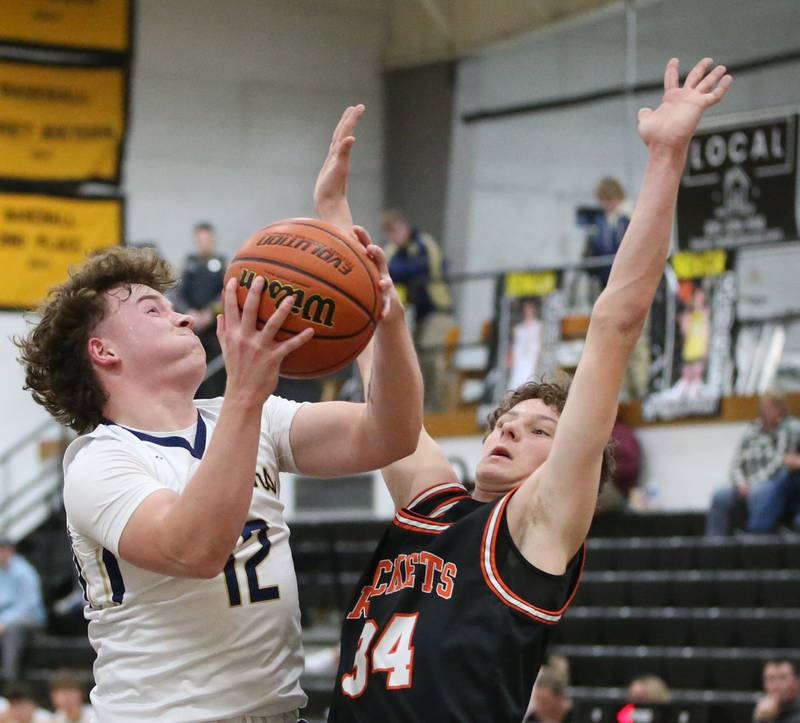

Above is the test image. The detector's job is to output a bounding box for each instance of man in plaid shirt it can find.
[706,393,800,535]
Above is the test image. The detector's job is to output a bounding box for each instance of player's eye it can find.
[532,428,549,436]
[147,307,159,314]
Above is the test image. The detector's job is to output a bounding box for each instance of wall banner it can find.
[0,60,127,184]
[0,191,123,309]
[677,109,799,250]
[642,251,736,421]
[0,0,130,54]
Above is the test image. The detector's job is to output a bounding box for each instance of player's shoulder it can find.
[404,481,472,516]
[63,423,136,470]
[392,481,484,534]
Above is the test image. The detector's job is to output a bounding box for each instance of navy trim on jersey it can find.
[102,548,126,604]
[103,411,208,459]
[71,550,90,605]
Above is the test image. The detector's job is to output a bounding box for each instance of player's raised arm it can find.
[355,339,459,509]
[286,106,424,476]
[506,58,732,574]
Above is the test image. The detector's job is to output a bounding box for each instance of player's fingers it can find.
[336,136,356,162]
[684,57,713,88]
[339,104,365,142]
[240,275,265,330]
[222,277,241,328]
[331,106,352,146]
[637,107,653,123]
[366,243,389,278]
[216,314,225,348]
[261,295,296,340]
[663,57,679,90]
[706,73,733,105]
[378,278,392,319]
[352,225,370,250]
[696,64,727,93]
[276,327,315,358]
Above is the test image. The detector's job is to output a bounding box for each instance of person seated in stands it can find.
[705,392,798,536]
[524,667,573,722]
[596,412,641,513]
[753,659,800,723]
[0,683,47,723]
[0,538,46,683]
[627,675,671,704]
[49,671,93,723]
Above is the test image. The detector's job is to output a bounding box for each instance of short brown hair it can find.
[15,246,176,434]
[595,176,626,203]
[487,380,616,490]
[49,669,87,693]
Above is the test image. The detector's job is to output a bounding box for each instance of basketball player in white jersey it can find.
[16,106,422,722]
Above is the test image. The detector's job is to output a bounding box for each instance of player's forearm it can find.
[163,399,262,576]
[597,146,687,332]
[363,316,423,462]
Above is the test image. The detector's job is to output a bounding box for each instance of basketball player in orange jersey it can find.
[16,106,421,722]
[318,59,732,722]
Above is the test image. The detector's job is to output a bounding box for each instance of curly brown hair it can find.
[15,246,176,434]
[487,379,616,490]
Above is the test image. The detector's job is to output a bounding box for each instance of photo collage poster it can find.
[642,250,736,421]
[478,270,564,423]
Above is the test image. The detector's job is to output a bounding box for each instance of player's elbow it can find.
[170,545,228,579]
[591,293,648,338]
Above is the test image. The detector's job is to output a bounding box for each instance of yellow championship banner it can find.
[672,249,728,279]
[0,60,126,183]
[0,193,122,309]
[504,270,558,297]
[0,0,130,53]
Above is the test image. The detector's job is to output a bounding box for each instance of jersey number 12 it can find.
[223,518,279,606]
[341,613,419,698]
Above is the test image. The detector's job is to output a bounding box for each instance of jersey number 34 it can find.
[341,613,419,698]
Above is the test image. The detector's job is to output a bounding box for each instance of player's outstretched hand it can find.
[637,57,732,152]
[217,276,314,404]
[353,225,403,324]
[314,104,365,233]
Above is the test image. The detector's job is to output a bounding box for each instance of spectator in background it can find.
[753,659,800,722]
[706,392,797,536]
[596,413,641,513]
[382,209,453,410]
[524,667,573,722]
[627,675,671,704]
[172,222,227,398]
[49,671,93,723]
[583,177,633,289]
[0,539,46,683]
[0,683,47,723]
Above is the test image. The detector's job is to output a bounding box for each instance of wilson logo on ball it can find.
[239,268,337,328]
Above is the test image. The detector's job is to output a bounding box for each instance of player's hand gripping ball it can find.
[224,218,381,378]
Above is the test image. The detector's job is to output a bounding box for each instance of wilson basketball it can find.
[224,218,381,378]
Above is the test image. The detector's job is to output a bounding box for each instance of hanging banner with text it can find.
[0,60,127,183]
[642,250,736,421]
[0,192,123,309]
[676,110,799,250]
[0,0,130,54]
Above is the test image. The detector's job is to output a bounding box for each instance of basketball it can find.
[224,217,381,378]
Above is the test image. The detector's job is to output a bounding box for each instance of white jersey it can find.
[63,396,306,722]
